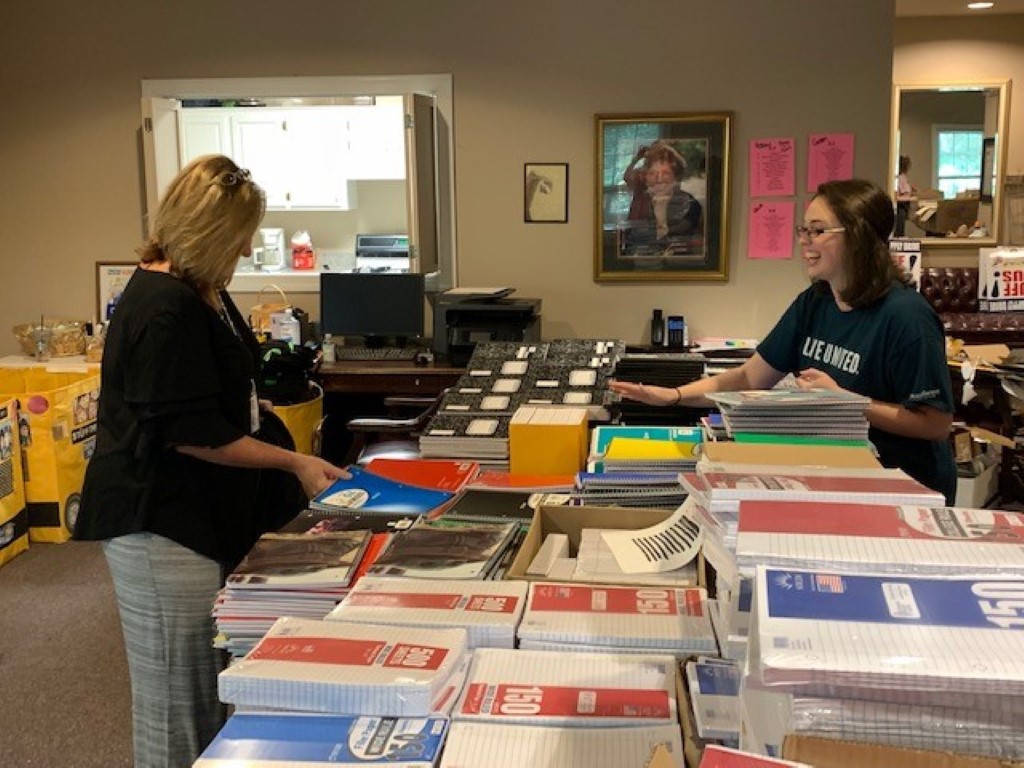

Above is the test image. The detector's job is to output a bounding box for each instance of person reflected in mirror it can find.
[894,154,917,237]
[74,154,350,768]
[622,141,703,256]
[610,179,956,504]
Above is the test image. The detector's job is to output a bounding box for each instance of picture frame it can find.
[594,112,731,282]
[524,162,569,223]
[980,136,996,204]
[95,261,138,322]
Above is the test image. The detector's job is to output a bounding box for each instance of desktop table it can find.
[314,359,464,463]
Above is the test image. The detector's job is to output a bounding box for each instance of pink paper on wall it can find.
[749,138,795,197]
[807,132,855,192]
[747,201,795,260]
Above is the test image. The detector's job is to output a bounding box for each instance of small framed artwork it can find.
[524,162,569,223]
[95,261,138,322]
[594,112,732,282]
[980,136,996,203]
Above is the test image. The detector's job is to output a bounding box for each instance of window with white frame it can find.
[933,125,983,199]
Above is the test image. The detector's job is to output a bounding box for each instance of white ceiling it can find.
[896,0,1024,16]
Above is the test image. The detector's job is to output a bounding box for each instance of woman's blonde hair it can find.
[138,154,265,295]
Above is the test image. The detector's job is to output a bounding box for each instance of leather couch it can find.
[919,267,1024,346]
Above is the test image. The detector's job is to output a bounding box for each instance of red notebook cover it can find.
[467,469,575,493]
[364,458,480,493]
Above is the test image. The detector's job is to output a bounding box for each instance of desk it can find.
[314,360,464,463]
[316,360,464,396]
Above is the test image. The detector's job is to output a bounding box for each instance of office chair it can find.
[343,391,448,465]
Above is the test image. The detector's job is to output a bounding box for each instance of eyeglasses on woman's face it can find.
[795,224,844,240]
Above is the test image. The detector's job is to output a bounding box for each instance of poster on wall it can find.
[807,132,855,192]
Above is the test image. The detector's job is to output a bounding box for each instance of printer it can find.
[432,290,542,365]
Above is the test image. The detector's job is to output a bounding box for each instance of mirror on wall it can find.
[890,81,1010,248]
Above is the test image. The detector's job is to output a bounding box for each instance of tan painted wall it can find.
[1,0,895,354]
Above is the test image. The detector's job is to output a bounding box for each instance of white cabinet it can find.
[346,101,407,180]
[178,107,356,210]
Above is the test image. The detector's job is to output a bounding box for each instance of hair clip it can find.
[215,168,252,188]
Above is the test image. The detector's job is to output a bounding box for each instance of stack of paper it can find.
[195,712,449,766]
[454,648,678,727]
[572,528,698,587]
[326,577,527,648]
[213,530,373,658]
[736,501,1024,577]
[753,566,1024,706]
[368,519,519,580]
[218,618,468,716]
[707,388,871,441]
[440,722,684,768]
[686,658,742,745]
[517,583,715,656]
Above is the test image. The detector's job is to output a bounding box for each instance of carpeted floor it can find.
[0,541,133,767]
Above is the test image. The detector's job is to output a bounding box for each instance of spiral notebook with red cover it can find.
[364,458,480,493]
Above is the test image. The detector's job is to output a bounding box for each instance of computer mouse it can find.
[413,350,433,366]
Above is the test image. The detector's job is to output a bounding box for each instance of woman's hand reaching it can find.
[293,454,351,499]
[607,379,680,406]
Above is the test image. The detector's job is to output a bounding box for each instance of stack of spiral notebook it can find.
[516,582,715,656]
[325,576,527,649]
[453,647,679,727]
[706,388,871,442]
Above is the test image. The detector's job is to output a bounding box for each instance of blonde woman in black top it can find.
[76,155,348,767]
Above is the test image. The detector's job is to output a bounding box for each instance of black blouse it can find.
[75,268,276,565]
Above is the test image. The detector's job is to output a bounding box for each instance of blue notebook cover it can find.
[764,568,1024,630]
[196,713,449,766]
[310,465,453,515]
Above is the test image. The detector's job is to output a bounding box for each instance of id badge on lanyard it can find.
[249,380,260,433]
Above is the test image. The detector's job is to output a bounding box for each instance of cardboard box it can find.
[700,443,881,469]
[782,735,1024,767]
[955,462,1000,508]
[506,504,693,585]
[509,405,588,475]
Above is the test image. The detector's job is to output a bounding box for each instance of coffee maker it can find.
[256,228,286,271]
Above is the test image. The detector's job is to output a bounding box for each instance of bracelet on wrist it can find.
[670,387,682,406]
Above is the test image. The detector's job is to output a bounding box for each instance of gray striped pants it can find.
[103,533,226,768]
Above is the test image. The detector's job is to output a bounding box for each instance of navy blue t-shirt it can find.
[757,282,957,503]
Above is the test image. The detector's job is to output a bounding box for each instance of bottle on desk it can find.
[321,334,336,363]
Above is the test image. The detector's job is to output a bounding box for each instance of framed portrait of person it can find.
[524,162,569,223]
[594,112,732,282]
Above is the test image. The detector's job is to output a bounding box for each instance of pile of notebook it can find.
[366,518,520,580]
[744,566,1024,759]
[572,471,688,509]
[213,529,373,658]
[685,657,742,748]
[706,388,870,442]
[516,582,716,656]
[218,618,470,716]
[587,424,702,474]
[326,577,528,649]
[611,350,707,426]
[452,648,680,727]
[419,339,623,464]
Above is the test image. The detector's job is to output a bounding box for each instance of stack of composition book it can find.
[213,530,372,658]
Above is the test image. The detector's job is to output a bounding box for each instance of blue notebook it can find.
[310,465,453,516]
[196,713,448,766]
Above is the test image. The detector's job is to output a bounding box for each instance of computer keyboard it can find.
[332,346,420,361]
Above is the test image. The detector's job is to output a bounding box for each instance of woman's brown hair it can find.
[812,178,909,308]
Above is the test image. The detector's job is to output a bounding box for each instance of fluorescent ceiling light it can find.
[967,2,994,8]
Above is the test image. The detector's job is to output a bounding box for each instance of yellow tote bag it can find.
[273,382,324,456]
[0,397,29,568]
[0,368,100,542]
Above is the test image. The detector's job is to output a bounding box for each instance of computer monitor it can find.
[320,272,425,346]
